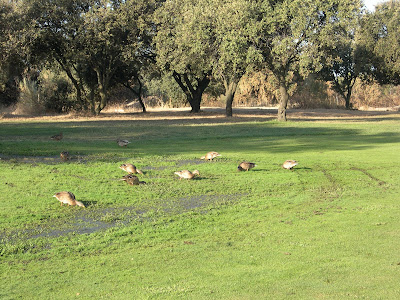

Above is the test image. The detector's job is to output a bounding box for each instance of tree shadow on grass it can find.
[0,113,399,157]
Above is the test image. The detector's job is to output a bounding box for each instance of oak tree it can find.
[357,0,400,85]
[255,0,362,120]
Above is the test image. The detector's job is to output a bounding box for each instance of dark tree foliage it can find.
[3,0,395,118]
[19,0,156,114]
[0,1,25,106]
[255,0,362,120]
[357,1,400,85]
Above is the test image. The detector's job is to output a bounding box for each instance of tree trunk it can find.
[190,90,202,113]
[88,84,96,116]
[123,77,146,113]
[333,76,356,110]
[95,68,109,115]
[172,71,211,113]
[55,58,86,110]
[345,95,351,109]
[345,86,352,109]
[136,78,146,113]
[224,79,238,117]
[337,86,352,110]
[278,82,289,121]
[96,89,107,115]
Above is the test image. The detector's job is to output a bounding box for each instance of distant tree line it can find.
[0,0,399,120]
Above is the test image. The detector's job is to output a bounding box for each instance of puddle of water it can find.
[1,193,247,243]
[0,154,88,165]
[175,159,206,167]
[0,155,216,169]
[0,155,245,243]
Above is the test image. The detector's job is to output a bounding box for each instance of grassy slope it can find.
[1,116,400,299]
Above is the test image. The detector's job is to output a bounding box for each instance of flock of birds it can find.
[50,132,298,208]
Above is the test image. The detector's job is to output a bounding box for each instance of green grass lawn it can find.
[1,113,400,299]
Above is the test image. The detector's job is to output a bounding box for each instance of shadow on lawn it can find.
[1,117,399,157]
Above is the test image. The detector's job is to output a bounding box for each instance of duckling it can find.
[237,161,256,171]
[119,163,143,175]
[51,132,63,141]
[53,191,85,207]
[60,151,69,161]
[120,174,146,185]
[117,139,130,147]
[174,170,200,180]
[200,151,221,161]
[282,160,298,170]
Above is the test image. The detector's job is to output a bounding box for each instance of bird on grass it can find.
[60,151,69,161]
[174,170,200,180]
[53,191,85,207]
[51,132,63,141]
[282,160,298,170]
[117,139,130,147]
[119,163,143,175]
[120,174,146,185]
[200,152,221,161]
[237,161,256,171]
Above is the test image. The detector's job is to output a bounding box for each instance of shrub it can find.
[38,69,75,113]
[351,80,400,109]
[146,74,186,107]
[14,77,45,115]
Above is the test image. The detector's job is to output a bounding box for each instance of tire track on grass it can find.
[350,166,386,186]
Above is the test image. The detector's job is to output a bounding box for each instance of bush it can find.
[290,76,342,109]
[0,78,19,107]
[146,74,186,107]
[351,80,400,109]
[14,77,45,115]
[38,69,75,113]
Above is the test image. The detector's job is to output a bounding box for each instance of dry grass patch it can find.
[1,107,400,124]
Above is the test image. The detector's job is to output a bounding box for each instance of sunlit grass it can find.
[1,115,400,299]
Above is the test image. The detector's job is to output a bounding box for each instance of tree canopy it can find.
[317,1,363,109]
[0,0,26,105]
[357,0,400,85]
[254,0,363,120]
[154,0,215,112]
[212,0,261,117]
[0,0,397,118]
[18,0,156,114]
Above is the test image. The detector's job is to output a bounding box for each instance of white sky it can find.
[363,0,387,11]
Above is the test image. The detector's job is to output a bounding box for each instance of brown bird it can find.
[60,151,69,161]
[119,163,143,174]
[51,132,63,141]
[174,170,200,180]
[120,174,146,185]
[53,191,85,207]
[282,160,298,170]
[237,161,256,171]
[117,139,130,147]
[200,151,221,161]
